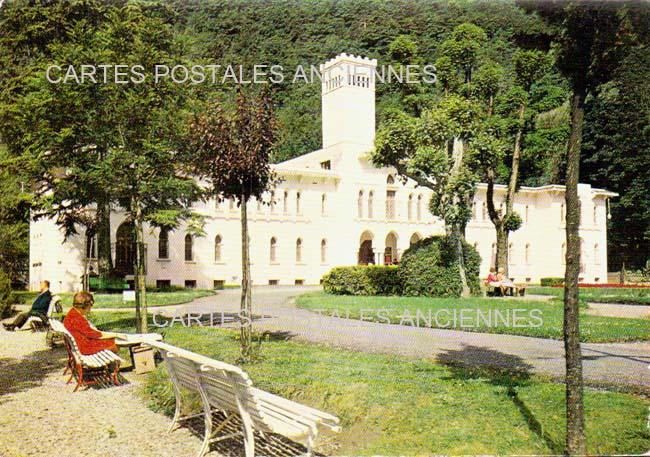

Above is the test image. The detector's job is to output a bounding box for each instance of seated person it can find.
[3,280,51,331]
[486,267,505,296]
[63,291,122,354]
[497,267,517,296]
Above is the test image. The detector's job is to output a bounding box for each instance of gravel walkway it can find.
[0,329,203,457]
[152,286,650,390]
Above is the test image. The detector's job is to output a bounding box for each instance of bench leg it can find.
[73,365,84,392]
[168,383,183,434]
[197,388,213,457]
[242,422,255,457]
[306,432,315,457]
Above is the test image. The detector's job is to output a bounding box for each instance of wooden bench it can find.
[49,318,123,392]
[145,340,341,457]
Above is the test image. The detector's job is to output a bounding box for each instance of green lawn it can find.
[14,289,215,308]
[89,311,650,456]
[527,286,650,305]
[295,291,650,343]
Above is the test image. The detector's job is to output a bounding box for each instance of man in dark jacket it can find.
[3,280,52,331]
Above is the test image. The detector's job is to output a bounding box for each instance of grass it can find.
[527,286,650,305]
[89,311,650,456]
[295,291,650,343]
[14,289,215,308]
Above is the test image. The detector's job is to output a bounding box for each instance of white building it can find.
[29,53,616,293]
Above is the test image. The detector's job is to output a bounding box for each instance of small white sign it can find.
[123,290,136,302]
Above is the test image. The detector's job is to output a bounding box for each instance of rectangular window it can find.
[320,160,331,170]
[268,279,279,286]
[294,279,305,285]
[156,280,171,289]
[213,280,225,290]
[184,280,197,289]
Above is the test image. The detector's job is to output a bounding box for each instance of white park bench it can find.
[49,318,123,392]
[145,340,341,457]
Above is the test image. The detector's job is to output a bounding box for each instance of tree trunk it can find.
[495,224,509,275]
[133,199,148,333]
[564,90,587,455]
[240,197,253,361]
[96,198,113,277]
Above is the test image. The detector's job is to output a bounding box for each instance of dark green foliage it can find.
[322,266,401,296]
[399,236,481,297]
[0,271,18,319]
[540,277,564,287]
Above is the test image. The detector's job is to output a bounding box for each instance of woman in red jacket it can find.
[63,291,121,354]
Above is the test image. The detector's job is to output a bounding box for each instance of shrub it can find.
[540,277,564,287]
[322,266,401,296]
[398,236,482,297]
[0,271,18,319]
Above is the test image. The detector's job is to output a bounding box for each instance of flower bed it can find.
[551,283,650,288]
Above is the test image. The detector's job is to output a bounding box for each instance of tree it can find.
[0,2,202,332]
[0,0,116,281]
[519,1,649,453]
[372,96,481,298]
[188,89,277,361]
[482,51,549,275]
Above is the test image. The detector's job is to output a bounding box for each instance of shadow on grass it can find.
[0,347,68,404]
[179,410,325,457]
[436,345,562,454]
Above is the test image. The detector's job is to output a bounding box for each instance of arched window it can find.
[560,203,565,223]
[408,194,413,221]
[158,229,169,259]
[256,197,262,212]
[357,191,364,218]
[296,192,301,214]
[386,190,396,219]
[417,195,422,221]
[214,235,222,262]
[283,190,289,214]
[184,234,193,262]
[215,198,222,212]
[472,201,477,220]
[368,191,374,219]
[525,205,529,223]
[561,242,566,264]
[295,238,302,263]
[508,242,513,263]
[525,243,531,264]
[482,202,487,221]
[594,243,600,264]
[593,205,597,225]
[387,174,395,185]
[321,239,327,263]
[270,237,277,263]
[321,194,326,216]
[270,191,276,213]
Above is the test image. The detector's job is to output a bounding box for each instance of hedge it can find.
[399,236,482,297]
[322,235,482,297]
[322,266,401,296]
[540,277,564,287]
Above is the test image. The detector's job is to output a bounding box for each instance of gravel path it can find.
[0,329,203,457]
[152,286,650,390]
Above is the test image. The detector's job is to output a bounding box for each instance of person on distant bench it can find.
[2,280,51,331]
[486,267,505,296]
[497,267,517,296]
[63,291,121,354]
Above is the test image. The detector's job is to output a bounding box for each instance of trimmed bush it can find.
[540,277,564,287]
[322,266,401,296]
[398,236,482,297]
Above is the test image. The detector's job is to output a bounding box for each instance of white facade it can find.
[29,53,616,293]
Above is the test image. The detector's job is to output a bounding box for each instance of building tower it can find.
[321,53,377,150]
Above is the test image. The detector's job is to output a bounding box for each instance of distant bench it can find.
[145,340,341,457]
[49,318,123,392]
